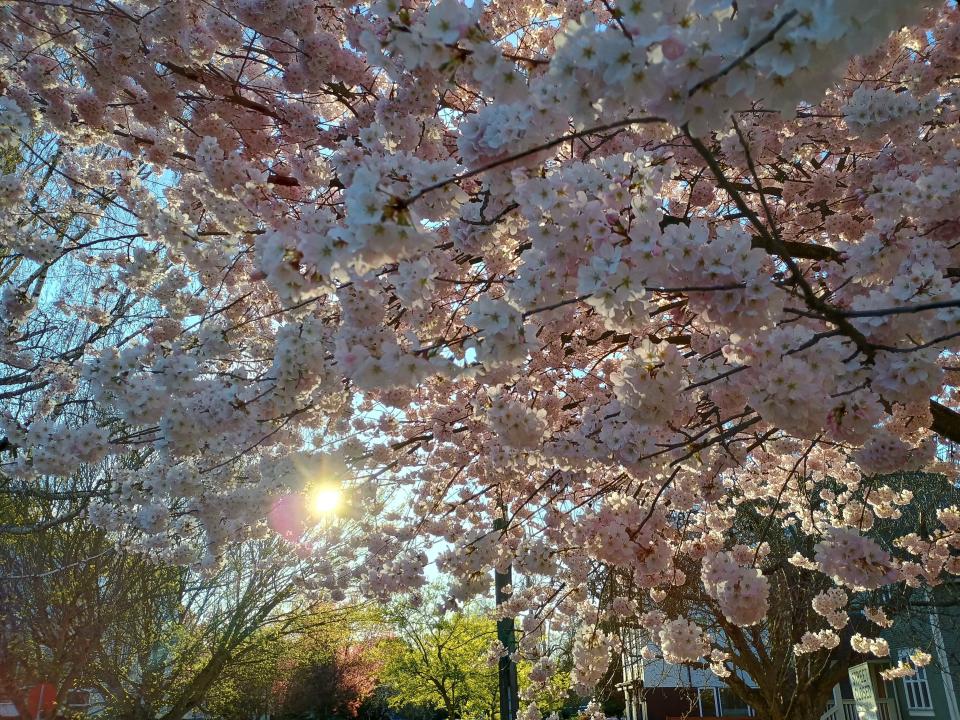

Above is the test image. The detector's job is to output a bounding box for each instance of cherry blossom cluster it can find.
[843,87,937,136]
[658,617,711,665]
[0,96,29,148]
[794,629,841,656]
[814,528,900,591]
[851,634,890,658]
[811,588,849,630]
[570,625,620,696]
[701,549,770,627]
[881,650,933,680]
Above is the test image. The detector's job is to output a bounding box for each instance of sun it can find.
[309,486,342,516]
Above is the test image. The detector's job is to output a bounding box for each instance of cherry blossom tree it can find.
[2,1,960,717]
[274,639,381,720]
[605,472,960,720]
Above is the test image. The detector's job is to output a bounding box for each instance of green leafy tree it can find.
[375,592,576,720]
[1,489,349,720]
[200,626,289,720]
[91,538,332,720]
[377,601,500,720]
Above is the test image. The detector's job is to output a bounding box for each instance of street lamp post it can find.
[494,514,519,720]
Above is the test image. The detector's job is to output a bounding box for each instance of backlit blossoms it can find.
[1,0,959,703]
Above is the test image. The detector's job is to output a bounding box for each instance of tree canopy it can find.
[2,1,960,717]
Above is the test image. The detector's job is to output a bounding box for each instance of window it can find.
[718,688,753,717]
[899,649,933,711]
[691,687,756,717]
[689,687,758,717]
[622,629,645,683]
[65,690,90,708]
[698,688,719,716]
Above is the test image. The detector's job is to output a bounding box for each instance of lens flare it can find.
[310,486,342,516]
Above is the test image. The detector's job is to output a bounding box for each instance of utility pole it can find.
[494,512,519,720]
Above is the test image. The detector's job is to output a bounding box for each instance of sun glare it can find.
[310,486,342,516]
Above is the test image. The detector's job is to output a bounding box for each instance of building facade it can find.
[619,604,960,720]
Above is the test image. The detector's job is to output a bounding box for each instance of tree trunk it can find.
[744,667,838,720]
[780,692,828,720]
[158,650,230,720]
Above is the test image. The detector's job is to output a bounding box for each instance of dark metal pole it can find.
[494,515,519,720]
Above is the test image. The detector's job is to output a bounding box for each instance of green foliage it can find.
[373,594,576,720]
[202,626,289,720]
[375,600,501,720]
